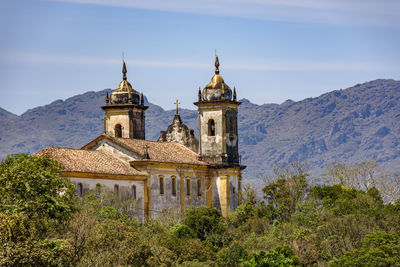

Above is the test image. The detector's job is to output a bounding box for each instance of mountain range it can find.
[1,79,399,182]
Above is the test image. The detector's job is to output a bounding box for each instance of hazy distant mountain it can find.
[0,79,399,180]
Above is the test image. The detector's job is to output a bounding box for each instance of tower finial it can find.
[122,60,127,80]
[215,54,220,75]
[198,86,202,102]
[233,87,237,101]
[174,99,180,115]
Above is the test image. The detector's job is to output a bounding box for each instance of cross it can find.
[174,99,180,115]
[101,116,107,134]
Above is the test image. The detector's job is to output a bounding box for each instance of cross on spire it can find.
[174,99,180,115]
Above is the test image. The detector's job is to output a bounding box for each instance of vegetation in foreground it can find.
[1,154,400,266]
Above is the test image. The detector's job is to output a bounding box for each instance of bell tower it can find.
[194,56,241,165]
[102,61,148,139]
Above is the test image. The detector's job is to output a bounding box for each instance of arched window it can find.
[197,179,201,196]
[208,119,215,136]
[171,176,177,196]
[159,176,164,195]
[132,185,136,200]
[77,183,83,197]
[115,124,122,138]
[186,178,191,196]
[114,184,119,196]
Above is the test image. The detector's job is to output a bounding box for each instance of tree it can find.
[0,154,76,265]
[331,231,400,266]
[325,161,400,203]
[242,246,300,267]
[262,162,309,221]
[0,154,76,229]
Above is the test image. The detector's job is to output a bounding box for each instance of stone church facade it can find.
[35,57,245,221]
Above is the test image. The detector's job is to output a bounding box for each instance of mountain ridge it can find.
[0,79,399,179]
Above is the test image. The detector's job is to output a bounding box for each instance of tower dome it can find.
[202,56,232,102]
[110,61,141,105]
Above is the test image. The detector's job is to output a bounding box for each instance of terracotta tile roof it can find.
[113,137,207,165]
[34,147,147,176]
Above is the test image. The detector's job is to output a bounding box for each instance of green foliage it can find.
[262,163,308,221]
[171,223,195,239]
[1,155,400,266]
[331,231,400,266]
[216,241,248,266]
[0,154,76,228]
[242,246,300,267]
[183,206,225,241]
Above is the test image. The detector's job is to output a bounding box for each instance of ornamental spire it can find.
[122,60,127,81]
[215,55,220,75]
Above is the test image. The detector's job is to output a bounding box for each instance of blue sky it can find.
[0,0,399,115]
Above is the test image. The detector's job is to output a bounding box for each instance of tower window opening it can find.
[77,183,83,198]
[115,124,122,138]
[171,176,177,196]
[208,119,215,136]
[159,176,164,195]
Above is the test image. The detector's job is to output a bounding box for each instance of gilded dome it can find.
[110,61,140,105]
[202,56,232,102]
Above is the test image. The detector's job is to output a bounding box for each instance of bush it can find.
[242,245,300,267]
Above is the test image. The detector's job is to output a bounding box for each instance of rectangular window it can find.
[171,176,176,196]
[77,183,83,198]
[159,176,164,195]
[114,184,119,197]
[132,185,136,200]
[186,178,191,196]
[197,179,201,196]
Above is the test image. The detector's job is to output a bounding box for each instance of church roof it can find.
[34,147,147,176]
[82,134,206,166]
[115,137,206,165]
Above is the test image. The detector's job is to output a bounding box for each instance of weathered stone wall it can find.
[106,111,131,138]
[148,170,207,218]
[199,109,224,162]
[70,177,146,222]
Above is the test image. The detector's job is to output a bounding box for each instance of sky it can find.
[0,0,399,115]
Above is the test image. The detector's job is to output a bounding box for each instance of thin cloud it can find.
[0,52,388,72]
[47,0,400,27]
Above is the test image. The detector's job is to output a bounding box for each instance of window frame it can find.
[171,176,177,196]
[159,176,164,195]
[115,124,122,138]
[114,184,119,197]
[208,119,216,136]
[77,183,83,198]
[132,185,136,200]
[197,179,201,197]
[186,178,191,196]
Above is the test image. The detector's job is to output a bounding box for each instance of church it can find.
[35,56,245,221]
